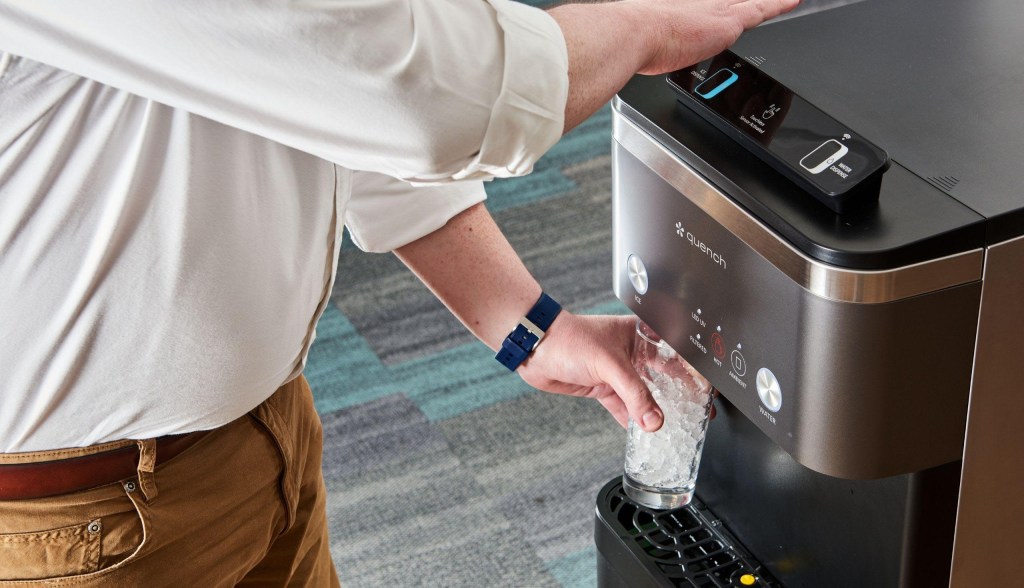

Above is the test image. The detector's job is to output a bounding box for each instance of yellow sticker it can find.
[740,574,757,586]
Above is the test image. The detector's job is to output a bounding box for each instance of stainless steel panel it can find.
[950,234,1024,586]
[612,115,982,478]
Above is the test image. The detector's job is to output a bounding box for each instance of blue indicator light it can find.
[695,68,739,99]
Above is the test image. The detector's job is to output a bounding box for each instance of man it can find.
[0,0,796,584]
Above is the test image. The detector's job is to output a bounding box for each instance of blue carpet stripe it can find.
[389,342,536,421]
[541,105,612,166]
[310,295,630,422]
[306,302,535,420]
[548,547,600,588]
[484,105,612,215]
[304,304,394,414]
[482,165,577,214]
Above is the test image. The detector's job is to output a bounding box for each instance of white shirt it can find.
[0,0,568,452]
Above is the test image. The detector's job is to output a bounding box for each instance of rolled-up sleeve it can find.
[0,0,568,184]
[448,1,568,182]
[345,171,488,253]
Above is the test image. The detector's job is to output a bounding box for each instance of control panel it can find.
[667,50,889,214]
[625,252,786,429]
[612,74,983,480]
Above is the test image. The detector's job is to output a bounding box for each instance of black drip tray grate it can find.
[595,478,780,588]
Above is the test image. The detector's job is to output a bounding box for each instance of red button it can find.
[711,332,725,359]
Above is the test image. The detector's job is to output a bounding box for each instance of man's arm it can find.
[0,0,567,183]
[395,203,665,432]
[392,1,799,431]
[550,0,799,132]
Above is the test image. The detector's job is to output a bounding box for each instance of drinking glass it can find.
[623,320,715,510]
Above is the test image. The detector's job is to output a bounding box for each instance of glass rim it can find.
[634,319,664,347]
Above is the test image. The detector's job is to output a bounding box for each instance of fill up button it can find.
[730,349,747,377]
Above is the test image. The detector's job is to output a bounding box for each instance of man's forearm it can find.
[394,202,542,351]
[396,201,666,432]
[546,2,651,133]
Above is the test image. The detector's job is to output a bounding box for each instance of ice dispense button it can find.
[756,367,783,412]
[626,254,648,295]
[695,68,739,99]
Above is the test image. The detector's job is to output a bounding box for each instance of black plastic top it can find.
[617,75,985,269]
[617,0,1024,268]
[735,0,1024,244]
[668,50,889,213]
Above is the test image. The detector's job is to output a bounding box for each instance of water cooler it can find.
[595,1,1024,586]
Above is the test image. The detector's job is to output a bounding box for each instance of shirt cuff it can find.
[448,0,569,182]
[344,171,488,253]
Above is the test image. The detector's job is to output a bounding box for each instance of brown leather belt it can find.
[0,431,210,500]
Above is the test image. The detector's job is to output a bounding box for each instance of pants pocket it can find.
[0,519,101,581]
[0,483,146,584]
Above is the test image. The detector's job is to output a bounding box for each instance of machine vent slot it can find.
[927,176,960,192]
[746,55,767,66]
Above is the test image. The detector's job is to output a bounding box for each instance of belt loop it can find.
[135,438,159,501]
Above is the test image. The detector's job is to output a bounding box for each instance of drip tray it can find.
[595,478,780,588]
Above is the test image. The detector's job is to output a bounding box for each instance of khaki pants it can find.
[0,377,340,586]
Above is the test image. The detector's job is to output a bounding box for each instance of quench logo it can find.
[675,221,727,269]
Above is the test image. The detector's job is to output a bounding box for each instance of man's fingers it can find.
[733,0,801,29]
[603,360,664,433]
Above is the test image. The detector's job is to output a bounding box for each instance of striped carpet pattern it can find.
[309,104,630,587]
[307,13,630,583]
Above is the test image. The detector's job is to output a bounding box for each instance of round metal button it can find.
[756,367,783,412]
[626,254,649,295]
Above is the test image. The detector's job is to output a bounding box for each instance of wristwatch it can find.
[494,292,562,371]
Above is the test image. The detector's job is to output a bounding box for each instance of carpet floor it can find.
[307,96,630,587]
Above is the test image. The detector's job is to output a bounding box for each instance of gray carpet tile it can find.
[495,465,622,563]
[325,395,560,587]
[438,392,625,562]
[320,393,452,484]
[437,392,622,490]
[319,69,624,586]
[330,495,558,587]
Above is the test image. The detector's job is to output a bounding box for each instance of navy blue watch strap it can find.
[525,292,561,332]
[495,293,562,371]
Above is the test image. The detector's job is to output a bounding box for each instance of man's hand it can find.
[631,0,801,76]
[549,0,800,132]
[395,203,663,432]
[517,312,665,432]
